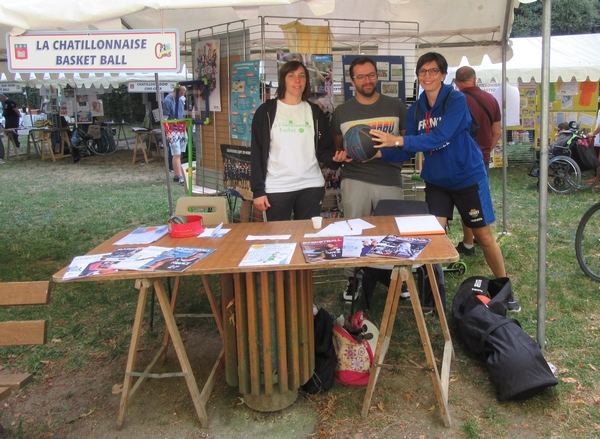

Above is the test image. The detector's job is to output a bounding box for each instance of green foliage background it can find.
[512,0,600,37]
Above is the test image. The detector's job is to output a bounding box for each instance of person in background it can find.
[453,66,502,257]
[0,93,21,150]
[366,51,520,312]
[330,55,407,301]
[0,132,4,164]
[162,85,186,185]
[250,60,344,221]
[586,122,600,180]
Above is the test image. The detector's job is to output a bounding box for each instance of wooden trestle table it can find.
[52,216,459,429]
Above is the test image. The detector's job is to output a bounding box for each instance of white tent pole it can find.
[156,73,174,216]
[537,0,552,353]
[500,0,513,235]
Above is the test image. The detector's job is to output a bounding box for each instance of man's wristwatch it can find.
[395,137,400,147]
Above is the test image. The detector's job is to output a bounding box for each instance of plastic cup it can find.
[311,216,323,229]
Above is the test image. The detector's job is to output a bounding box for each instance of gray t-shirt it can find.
[331,94,407,186]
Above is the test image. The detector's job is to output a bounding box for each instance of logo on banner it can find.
[155,43,172,59]
[14,44,28,60]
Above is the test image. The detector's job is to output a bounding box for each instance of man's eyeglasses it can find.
[417,68,440,77]
[353,72,377,82]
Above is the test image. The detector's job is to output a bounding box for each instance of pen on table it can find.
[346,220,353,230]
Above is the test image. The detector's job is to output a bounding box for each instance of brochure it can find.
[239,243,296,267]
[62,253,111,280]
[367,234,431,260]
[113,225,169,245]
[110,246,171,270]
[394,215,445,236]
[300,238,344,263]
[138,247,216,272]
[341,235,386,258]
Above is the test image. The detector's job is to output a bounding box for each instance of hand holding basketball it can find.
[369,129,403,148]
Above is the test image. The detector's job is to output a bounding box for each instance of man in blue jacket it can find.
[367,52,520,312]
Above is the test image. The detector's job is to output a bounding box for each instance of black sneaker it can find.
[400,284,410,300]
[343,279,362,302]
[507,295,521,313]
[173,176,180,182]
[456,242,475,256]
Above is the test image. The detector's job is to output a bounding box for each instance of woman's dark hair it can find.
[416,52,449,75]
[349,56,377,79]
[276,60,311,101]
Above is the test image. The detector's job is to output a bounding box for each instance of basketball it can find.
[343,124,378,162]
[169,215,188,224]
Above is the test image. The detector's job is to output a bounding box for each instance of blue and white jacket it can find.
[380,83,487,190]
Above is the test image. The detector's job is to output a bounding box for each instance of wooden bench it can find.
[0,281,51,430]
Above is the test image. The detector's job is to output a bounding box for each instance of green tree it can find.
[98,84,144,124]
[511,0,600,37]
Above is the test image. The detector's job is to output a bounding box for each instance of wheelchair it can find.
[528,122,598,194]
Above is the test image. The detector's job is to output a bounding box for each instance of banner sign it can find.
[127,82,178,93]
[0,82,22,93]
[6,29,180,73]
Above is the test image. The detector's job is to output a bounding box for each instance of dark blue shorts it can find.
[424,177,495,228]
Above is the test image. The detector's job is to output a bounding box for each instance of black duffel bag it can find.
[452,276,557,400]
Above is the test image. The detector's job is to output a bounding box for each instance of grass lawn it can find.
[1,150,599,438]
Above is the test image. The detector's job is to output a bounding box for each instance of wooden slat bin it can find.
[0,281,51,430]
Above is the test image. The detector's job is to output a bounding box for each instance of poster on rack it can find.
[76,94,92,123]
[230,61,260,142]
[61,90,103,123]
[194,39,221,112]
[220,144,252,199]
[342,55,405,103]
[91,100,103,117]
[277,53,335,121]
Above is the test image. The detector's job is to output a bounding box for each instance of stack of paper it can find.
[394,215,445,236]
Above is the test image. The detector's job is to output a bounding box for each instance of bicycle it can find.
[575,201,600,282]
[71,125,117,156]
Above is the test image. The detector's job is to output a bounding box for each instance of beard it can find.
[355,82,376,98]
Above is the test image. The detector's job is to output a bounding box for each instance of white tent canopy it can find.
[0,65,189,90]
[449,34,600,84]
[0,0,523,74]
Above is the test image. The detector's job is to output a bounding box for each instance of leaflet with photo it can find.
[104,247,146,260]
[138,247,216,272]
[300,238,344,263]
[341,236,386,258]
[110,246,171,270]
[367,234,431,260]
[239,243,297,267]
[62,253,111,280]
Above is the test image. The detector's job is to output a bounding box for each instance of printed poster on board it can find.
[277,53,334,120]
[342,55,405,103]
[221,144,251,199]
[230,61,260,142]
[194,39,221,112]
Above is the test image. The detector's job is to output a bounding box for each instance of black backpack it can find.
[452,276,558,400]
[413,89,479,138]
[301,308,336,394]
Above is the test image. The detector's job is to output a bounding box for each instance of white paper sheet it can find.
[246,235,291,240]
